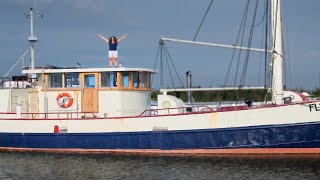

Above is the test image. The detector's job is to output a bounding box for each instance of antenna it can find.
[25,8,43,83]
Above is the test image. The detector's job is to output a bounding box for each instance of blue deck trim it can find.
[1,121,320,150]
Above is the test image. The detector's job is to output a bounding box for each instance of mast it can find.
[26,8,38,82]
[271,0,283,104]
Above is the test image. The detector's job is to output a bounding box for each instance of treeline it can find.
[151,88,320,102]
[151,89,271,102]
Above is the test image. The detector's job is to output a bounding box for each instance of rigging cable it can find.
[253,4,266,27]
[257,11,266,85]
[163,46,176,88]
[281,18,288,90]
[232,0,250,89]
[193,0,215,41]
[264,0,269,89]
[284,0,291,89]
[239,0,259,88]
[160,40,164,87]
[145,42,162,112]
[163,44,185,88]
[222,0,250,87]
[257,1,268,85]
[218,0,250,106]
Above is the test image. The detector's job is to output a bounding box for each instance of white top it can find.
[22,67,157,74]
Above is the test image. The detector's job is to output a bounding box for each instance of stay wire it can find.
[163,44,185,88]
[263,0,271,103]
[239,0,259,88]
[160,42,164,87]
[218,0,250,106]
[222,0,250,88]
[253,4,266,27]
[193,0,215,41]
[264,0,269,89]
[163,46,176,88]
[233,0,250,89]
[234,1,250,104]
[145,43,161,112]
[257,10,266,85]
[284,0,291,89]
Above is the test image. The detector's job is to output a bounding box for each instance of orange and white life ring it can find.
[56,93,73,108]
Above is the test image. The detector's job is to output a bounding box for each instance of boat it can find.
[0,1,320,156]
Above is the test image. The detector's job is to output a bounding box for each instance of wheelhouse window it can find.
[141,72,146,88]
[48,74,62,88]
[84,74,96,88]
[101,72,117,87]
[122,72,129,88]
[133,72,140,88]
[148,73,152,88]
[101,72,111,87]
[65,73,79,88]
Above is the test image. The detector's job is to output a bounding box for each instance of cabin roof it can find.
[22,67,157,74]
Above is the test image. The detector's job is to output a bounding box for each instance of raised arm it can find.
[118,33,128,42]
[98,34,109,43]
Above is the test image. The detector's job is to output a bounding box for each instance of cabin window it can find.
[65,73,79,88]
[148,73,152,88]
[133,72,140,88]
[101,72,118,87]
[84,74,96,88]
[141,72,145,88]
[48,74,62,88]
[122,72,129,87]
[101,72,111,87]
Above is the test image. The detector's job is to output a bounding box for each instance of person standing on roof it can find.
[98,33,128,67]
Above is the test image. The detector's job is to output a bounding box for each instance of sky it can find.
[0,0,320,90]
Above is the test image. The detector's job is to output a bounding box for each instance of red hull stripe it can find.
[2,147,320,156]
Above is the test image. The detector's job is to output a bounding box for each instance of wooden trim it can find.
[129,72,133,89]
[95,72,98,89]
[145,72,149,88]
[117,72,122,88]
[41,74,47,90]
[97,72,101,88]
[62,73,65,88]
[41,88,82,92]
[139,71,142,89]
[80,73,84,88]
[132,71,140,90]
[42,71,151,91]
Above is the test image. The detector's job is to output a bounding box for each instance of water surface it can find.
[0,152,320,179]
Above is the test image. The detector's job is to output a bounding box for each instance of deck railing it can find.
[0,111,98,119]
[0,77,30,89]
[139,105,215,116]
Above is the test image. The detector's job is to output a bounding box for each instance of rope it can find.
[193,0,215,41]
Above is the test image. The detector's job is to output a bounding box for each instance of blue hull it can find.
[1,122,320,150]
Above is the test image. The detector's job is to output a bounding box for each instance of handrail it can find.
[0,111,100,119]
[139,105,215,116]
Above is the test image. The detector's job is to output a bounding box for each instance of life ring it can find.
[56,93,73,108]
